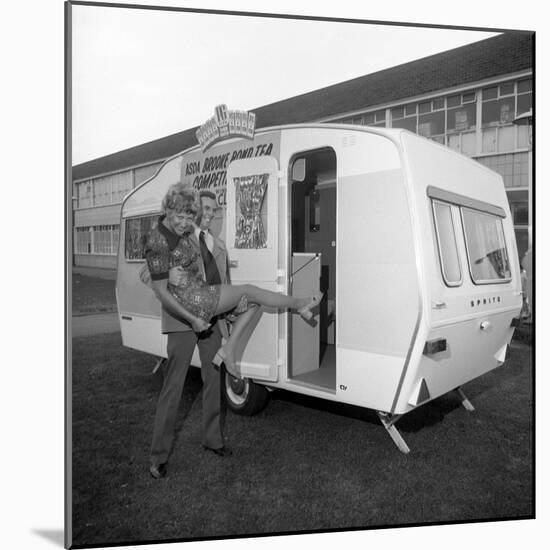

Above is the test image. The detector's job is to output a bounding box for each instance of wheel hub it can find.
[228,376,246,395]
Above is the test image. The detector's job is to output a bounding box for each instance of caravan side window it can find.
[461,208,511,284]
[125,215,158,260]
[432,201,462,286]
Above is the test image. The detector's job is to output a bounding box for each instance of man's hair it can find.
[199,190,217,202]
[162,183,199,214]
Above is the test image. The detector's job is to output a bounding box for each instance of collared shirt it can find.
[195,227,214,253]
[144,215,196,281]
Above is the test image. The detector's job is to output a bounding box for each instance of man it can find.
[148,189,233,480]
[521,247,532,322]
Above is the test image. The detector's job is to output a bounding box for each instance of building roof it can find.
[73,31,533,181]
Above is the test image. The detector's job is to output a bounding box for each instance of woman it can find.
[144,183,322,378]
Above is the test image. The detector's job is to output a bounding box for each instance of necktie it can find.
[199,231,221,285]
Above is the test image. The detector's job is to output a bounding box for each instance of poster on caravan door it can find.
[180,132,281,238]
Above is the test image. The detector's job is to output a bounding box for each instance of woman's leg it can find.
[214,284,311,317]
[213,285,322,378]
[217,304,262,378]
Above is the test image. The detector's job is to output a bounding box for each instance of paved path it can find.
[72,312,120,338]
[73,266,117,280]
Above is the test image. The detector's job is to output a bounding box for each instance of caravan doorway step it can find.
[290,345,335,390]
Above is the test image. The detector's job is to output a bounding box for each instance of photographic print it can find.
[67,1,534,548]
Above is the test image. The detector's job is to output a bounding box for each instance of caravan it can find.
[116,118,522,453]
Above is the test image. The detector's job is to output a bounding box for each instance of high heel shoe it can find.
[212,348,241,379]
[297,292,324,321]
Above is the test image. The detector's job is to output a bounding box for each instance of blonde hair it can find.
[162,183,199,215]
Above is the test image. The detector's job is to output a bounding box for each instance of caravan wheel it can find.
[222,372,270,416]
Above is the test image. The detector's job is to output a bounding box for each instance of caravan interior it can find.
[289,148,337,392]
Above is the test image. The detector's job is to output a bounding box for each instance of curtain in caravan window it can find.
[432,201,462,286]
[125,215,158,260]
[462,208,511,283]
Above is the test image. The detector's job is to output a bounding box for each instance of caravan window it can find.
[432,201,462,286]
[124,215,159,260]
[461,208,511,284]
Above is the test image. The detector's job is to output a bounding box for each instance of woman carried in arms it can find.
[143,183,323,379]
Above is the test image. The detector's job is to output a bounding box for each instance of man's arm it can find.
[151,279,209,332]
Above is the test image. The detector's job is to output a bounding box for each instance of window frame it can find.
[93,224,118,255]
[431,199,463,287]
[75,226,92,255]
[460,206,512,285]
[124,213,161,262]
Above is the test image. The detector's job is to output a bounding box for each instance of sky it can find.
[71,3,500,165]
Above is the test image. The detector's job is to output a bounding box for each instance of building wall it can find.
[73,161,162,268]
[326,73,532,260]
[72,73,532,269]
[75,204,121,227]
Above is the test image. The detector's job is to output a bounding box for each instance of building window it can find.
[363,113,375,125]
[448,131,476,155]
[432,201,462,286]
[514,228,529,263]
[461,131,477,156]
[76,181,93,209]
[510,200,528,225]
[75,225,119,255]
[93,177,111,207]
[480,79,532,154]
[105,171,133,204]
[476,153,529,188]
[93,225,118,255]
[75,227,92,254]
[418,111,445,139]
[369,110,386,127]
[419,101,431,114]
[507,189,529,261]
[125,215,159,260]
[482,95,515,126]
[517,78,532,116]
[392,96,446,141]
[134,163,162,187]
[447,101,476,133]
[74,170,134,209]
[461,208,511,284]
[338,111,385,127]
[391,105,417,132]
[392,115,417,132]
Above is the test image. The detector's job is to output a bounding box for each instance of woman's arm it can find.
[151,278,209,332]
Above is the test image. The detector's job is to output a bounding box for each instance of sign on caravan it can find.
[182,104,280,216]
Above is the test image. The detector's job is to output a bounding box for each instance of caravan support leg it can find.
[152,357,165,375]
[455,387,475,412]
[377,412,410,454]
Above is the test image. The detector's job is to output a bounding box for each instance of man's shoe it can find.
[203,445,233,457]
[149,463,168,479]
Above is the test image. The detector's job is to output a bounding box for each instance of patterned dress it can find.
[144,220,221,323]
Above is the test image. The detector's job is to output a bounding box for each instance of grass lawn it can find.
[72,274,117,315]
[70,330,533,548]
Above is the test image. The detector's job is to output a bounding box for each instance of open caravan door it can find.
[225,155,281,382]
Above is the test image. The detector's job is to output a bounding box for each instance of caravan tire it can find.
[222,372,270,416]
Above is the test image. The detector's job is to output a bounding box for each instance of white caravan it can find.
[116,123,522,453]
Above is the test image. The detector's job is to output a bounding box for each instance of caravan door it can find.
[225,156,281,382]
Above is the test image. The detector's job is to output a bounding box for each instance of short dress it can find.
[144,223,221,323]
